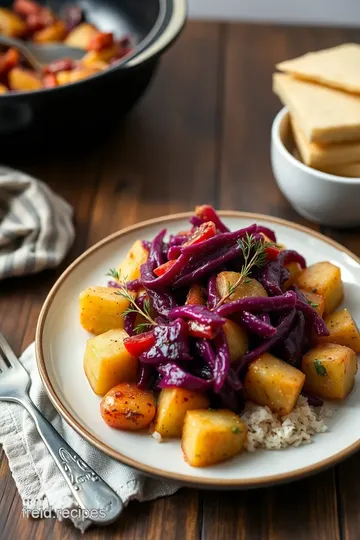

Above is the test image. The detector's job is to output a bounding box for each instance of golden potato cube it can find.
[81,45,118,65]
[302,343,357,400]
[295,262,344,315]
[84,329,137,395]
[0,8,26,37]
[117,240,149,282]
[283,262,303,290]
[153,388,210,438]
[244,353,305,416]
[79,285,133,334]
[299,289,325,317]
[182,409,247,467]
[216,271,267,302]
[318,309,360,353]
[64,23,99,49]
[0,83,7,94]
[80,53,108,70]
[9,68,42,91]
[223,319,248,362]
[33,21,67,43]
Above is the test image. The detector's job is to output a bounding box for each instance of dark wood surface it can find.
[1,20,360,539]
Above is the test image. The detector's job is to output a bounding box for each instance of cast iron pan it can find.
[0,0,187,156]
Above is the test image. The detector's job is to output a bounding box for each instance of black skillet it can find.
[0,0,187,156]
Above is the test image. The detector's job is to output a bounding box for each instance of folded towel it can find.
[0,347,179,531]
[0,166,75,280]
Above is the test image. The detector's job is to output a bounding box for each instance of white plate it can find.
[36,212,360,488]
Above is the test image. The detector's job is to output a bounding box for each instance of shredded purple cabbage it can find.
[207,275,219,309]
[107,280,121,288]
[126,278,143,291]
[157,362,213,390]
[215,290,297,317]
[140,319,191,364]
[168,304,226,327]
[213,331,231,392]
[239,311,277,338]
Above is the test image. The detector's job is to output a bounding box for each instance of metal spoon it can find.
[0,35,85,72]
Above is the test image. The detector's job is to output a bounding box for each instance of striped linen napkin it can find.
[0,166,75,279]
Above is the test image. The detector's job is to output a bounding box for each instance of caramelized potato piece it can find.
[117,240,149,282]
[153,388,210,438]
[56,66,100,85]
[302,343,357,400]
[64,22,99,49]
[0,7,26,37]
[283,262,302,290]
[244,353,305,416]
[299,289,325,318]
[33,21,67,43]
[0,83,7,94]
[100,383,156,430]
[182,409,247,467]
[295,262,344,315]
[79,285,134,335]
[216,271,267,302]
[223,319,248,362]
[318,309,360,353]
[84,329,137,395]
[9,67,42,90]
[81,44,118,65]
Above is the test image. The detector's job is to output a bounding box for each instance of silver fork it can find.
[0,332,123,525]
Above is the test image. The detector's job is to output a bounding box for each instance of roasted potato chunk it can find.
[318,309,360,353]
[223,319,248,362]
[100,383,156,430]
[64,22,99,49]
[299,289,325,318]
[33,21,67,43]
[244,353,305,416]
[84,329,137,395]
[302,343,357,400]
[117,240,149,283]
[182,409,247,467]
[216,271,267,302]
[295,262,344,315]
[153,388,210,438]
[79,285,133,334]
[81,44,118,65]
[0,8,26,37]
[9,68,42,91]
[283,262,303,290]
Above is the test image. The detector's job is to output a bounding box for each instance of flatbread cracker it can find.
[276,43,360,94]
[290,114,360,168]
[273,73,360,143]
[319,162,360,178]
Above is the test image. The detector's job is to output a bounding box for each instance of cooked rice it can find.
[151,431,163,443]
[241,396,331,452]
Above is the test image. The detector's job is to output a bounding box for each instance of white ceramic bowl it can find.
[271,107,360,228]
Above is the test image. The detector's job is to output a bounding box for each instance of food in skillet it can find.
[79,206,359,467]
[0,0,131,92]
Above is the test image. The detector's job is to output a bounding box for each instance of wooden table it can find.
[1,20,360,540]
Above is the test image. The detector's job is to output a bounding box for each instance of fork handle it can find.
[22,396,123,525]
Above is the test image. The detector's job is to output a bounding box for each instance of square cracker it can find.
[273,72,360,143]
[276,43,360,94]
[290,114,360,168]
[293,146,360,177]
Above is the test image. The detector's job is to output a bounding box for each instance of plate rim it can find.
[35,210,360,488]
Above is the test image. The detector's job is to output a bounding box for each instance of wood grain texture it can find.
[0,20,359,540]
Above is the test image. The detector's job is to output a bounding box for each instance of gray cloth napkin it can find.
[0,166,75,279]
[0,344,180,531]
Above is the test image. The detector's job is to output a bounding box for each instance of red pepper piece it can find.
[183,221,216,247]
[14,0,41,16]
[124,331,155,357]
[45,58,74,74]
[153,259,177,277]
[43,73,57,88]
[265,246,281,260]
[87,32,114,52]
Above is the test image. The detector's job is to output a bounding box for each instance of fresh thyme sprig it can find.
[106,269,157,333]
[214,233,274,309]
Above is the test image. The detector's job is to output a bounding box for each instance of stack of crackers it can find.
[273,43,360,177]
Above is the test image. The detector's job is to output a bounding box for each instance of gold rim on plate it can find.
[35,211,360,488]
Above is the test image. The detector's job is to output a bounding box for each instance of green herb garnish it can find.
[231,427,241,434]
[314,359,327,377]
[214,233,274,308]
[107,268,120,280]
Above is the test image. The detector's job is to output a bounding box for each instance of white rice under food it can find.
[241,396,332,452]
